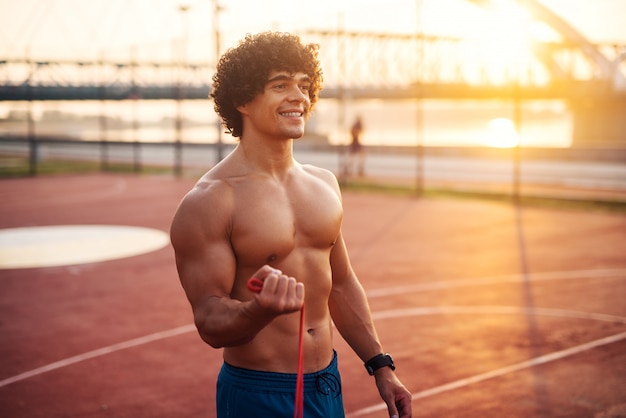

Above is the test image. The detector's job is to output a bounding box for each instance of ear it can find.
[236,103,249,115]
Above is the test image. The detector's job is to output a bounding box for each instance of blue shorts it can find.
[216,350,345,418]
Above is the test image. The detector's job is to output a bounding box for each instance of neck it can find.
[238,136,295,176]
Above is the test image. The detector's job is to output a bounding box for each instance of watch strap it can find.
[364,353,395,375]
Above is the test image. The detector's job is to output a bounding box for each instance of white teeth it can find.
[281,112,302,117]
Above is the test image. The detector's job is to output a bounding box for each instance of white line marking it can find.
[3,268,625,391]
[0,225,170,269]
[347,331,626,417]
[366,268,626,298]
[0,324,195,388]
[372,306,626,324]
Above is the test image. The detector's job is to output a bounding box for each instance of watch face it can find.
[365,353,395,375]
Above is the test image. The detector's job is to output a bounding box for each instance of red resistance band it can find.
[247,277,305,418]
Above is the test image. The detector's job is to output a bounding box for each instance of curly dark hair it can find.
[210,31,324,138]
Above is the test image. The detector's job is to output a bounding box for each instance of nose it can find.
[288,85,309,104]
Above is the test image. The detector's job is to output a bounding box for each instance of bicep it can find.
[329,231,354,287]
[329,231,365,318]
[171,191,236,311]
[174,235,236,308]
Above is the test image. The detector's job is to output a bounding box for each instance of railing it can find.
[2,137,625,204]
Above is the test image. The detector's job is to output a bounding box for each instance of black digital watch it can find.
[364,353,395,375]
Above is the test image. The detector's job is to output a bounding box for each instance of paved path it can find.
[2,140,626,201]
[0,174,625,417]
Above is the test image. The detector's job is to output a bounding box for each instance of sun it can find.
[484,117,519,148]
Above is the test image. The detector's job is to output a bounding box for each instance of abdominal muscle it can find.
[224,245,337,373]
[223,308,335,374]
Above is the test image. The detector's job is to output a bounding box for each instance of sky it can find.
[0,0,625,63]
[1,0,624,148]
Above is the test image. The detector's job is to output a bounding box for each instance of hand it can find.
[249,265,304,315]
[374,368,412,418]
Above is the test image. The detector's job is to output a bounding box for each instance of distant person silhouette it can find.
[347,115,365,176]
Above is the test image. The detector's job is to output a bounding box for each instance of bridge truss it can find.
[2,0,626,102]
[1,33,624,102]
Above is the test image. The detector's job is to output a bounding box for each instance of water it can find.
[313,98,571,148]
[0,98,572,148]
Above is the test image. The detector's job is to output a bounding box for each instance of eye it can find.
[299,84,310,92]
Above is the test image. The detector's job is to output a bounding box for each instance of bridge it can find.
[1,0,625,146]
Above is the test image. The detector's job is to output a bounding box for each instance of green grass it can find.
[0,156,172,178]
[340,178,626,214]
[3,157,625,214]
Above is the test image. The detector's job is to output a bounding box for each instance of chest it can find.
[230,175,342,266]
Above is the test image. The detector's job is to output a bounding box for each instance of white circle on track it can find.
[0,225,170,269]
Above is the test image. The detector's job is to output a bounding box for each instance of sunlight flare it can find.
[485,117,519,148]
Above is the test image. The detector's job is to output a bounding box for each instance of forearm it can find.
[194,296,275,348]
[329,278,384,361]
[333,286,413,418]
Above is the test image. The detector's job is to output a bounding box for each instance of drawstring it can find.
[315,372,341,396]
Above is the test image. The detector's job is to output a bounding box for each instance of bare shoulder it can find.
[186,174,234,206]
[170,174,235,247]
[300,163,341,195]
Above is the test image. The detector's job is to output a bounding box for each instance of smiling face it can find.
[237,70,312,141]
[211,32,323,139]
